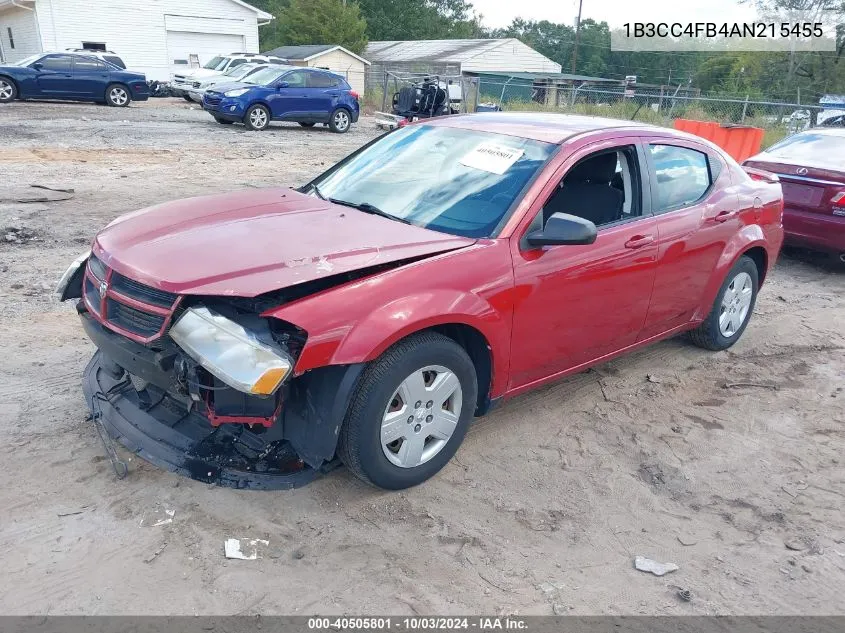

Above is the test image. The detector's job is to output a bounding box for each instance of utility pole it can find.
[571,0,583,74]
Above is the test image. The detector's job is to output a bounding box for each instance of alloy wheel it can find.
[250,108,268,129]
[380,365,463,468]
[719,271,753,337]
[0,80,13,101]
[110,87,128,106]
[333,110,350,131]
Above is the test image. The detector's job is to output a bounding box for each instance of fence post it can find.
[473,77,479,112]
[741,95,749,123]
[381,71,388,112]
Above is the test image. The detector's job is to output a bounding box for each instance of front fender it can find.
[694,224,767,321]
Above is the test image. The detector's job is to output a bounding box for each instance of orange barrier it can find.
[673,119,764,163]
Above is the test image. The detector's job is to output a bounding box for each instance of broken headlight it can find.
[169,307,293,396]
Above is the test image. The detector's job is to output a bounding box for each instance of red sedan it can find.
[744,127,845,262]
[58,113,784,490]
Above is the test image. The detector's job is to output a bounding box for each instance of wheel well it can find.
[0,75,18,90]
[742,246,768,286]
[428,323,493,417]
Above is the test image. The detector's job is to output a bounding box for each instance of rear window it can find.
[307,72,341,88]
[764,132,845,169]
[649,144,712,211]
[103,55,125,69]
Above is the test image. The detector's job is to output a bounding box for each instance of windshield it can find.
[312,125,557,238]
[13,54,44,67]
[765,131,845,170]
[203,56,228,71]
[244,67,287,86]
[224,63,254,77]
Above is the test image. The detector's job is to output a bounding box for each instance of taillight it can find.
[832,192,845,207]
[349,91,359,101]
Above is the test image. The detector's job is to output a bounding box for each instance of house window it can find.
[7,27,14,49]
[81,42,106,51]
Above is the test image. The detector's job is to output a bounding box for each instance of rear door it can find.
[71,57,111,98]
[34,54,75,96]
[638,140,748,340]
[305,71,341,118]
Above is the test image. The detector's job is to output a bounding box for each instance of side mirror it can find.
[32,62,43,71]
[276,81,289,90]
[525,212,597,247]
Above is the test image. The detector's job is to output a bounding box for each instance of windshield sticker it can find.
[460,143,524,175]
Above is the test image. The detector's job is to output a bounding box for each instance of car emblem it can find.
[796,167,808,175]
[99,281,108,298]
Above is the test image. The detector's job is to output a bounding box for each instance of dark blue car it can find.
[0,53,149,107]
[202,65,359,133]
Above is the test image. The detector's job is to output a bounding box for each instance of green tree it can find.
[357,0,483,40]
[260,0,368,54]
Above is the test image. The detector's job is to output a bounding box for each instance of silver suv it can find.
[171,53,286,99]
[65,48,127,69]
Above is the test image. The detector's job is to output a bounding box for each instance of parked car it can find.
[65,48,127,70]
[58,113,783,490]
[819,114,845,128]
[186,62,269,103]
[202,65,359,132]
[170,53,285,99]
[744,128,845,262]
[0,52,149,106]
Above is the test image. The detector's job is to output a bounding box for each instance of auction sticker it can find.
[460,143,524,175]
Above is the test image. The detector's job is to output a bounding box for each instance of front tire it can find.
[105,84,130,107]
[0,77,17,103]
[338,332,477,489]
[689,255,759,351]
[244,104,270,131]
[328,107,351,133]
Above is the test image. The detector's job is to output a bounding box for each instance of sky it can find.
[472,0,759,30]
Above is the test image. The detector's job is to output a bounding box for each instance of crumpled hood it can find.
[93,188,475,297]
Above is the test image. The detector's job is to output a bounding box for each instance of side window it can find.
[282,71,308,88]
[103,55,126,69]
[38,55,74,71]
[649,144,711,212]
[74,58,108,72]
[229,58,247,69]
[307,72,339,88]
[539,146,641,230]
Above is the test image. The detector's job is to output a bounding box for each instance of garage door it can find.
[166,31,245,74]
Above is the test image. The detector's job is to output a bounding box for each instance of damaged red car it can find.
[58,113,784,490]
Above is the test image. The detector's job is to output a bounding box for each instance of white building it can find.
[0,0,273,80]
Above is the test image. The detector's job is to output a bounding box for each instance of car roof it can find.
[421,112,660,144]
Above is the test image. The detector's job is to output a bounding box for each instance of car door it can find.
[637,140,746,340]
[267,70,309,119]
[305,71,339,118]
[71,57,111,98]
[508,138,659,390]
[33,54,75,96]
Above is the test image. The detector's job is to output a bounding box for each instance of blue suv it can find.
[202,65,359,133]
[0,53,149,107]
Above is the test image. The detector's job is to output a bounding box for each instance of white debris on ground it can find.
[634,556,680,576]
[224,538,270,560]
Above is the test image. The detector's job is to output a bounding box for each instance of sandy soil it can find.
[0,98,843,616]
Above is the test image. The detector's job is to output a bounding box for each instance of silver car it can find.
[187,62,271,103]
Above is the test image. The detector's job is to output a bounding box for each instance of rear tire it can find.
[244,104,270,131]
[689,255,758,351]
[328,107,351,133]
[0,77,17,103]
[338,332,477,490]
[105,84,130,107]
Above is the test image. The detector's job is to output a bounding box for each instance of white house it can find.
[0,0,273,80]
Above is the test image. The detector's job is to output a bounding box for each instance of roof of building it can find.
[365,39,525,64]
[262,45,370,65]
[473,70,619,83]
[228,0,273,21]
[423,112,658,144]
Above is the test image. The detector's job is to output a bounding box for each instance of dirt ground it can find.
[0,98,843,617]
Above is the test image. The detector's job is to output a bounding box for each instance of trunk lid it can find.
[744,157,845,217]
[93,188,475,298]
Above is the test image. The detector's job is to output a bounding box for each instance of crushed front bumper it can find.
[82,351,330,489]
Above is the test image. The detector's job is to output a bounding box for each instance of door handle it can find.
[712,210,738,223]
[624,234,655,249]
